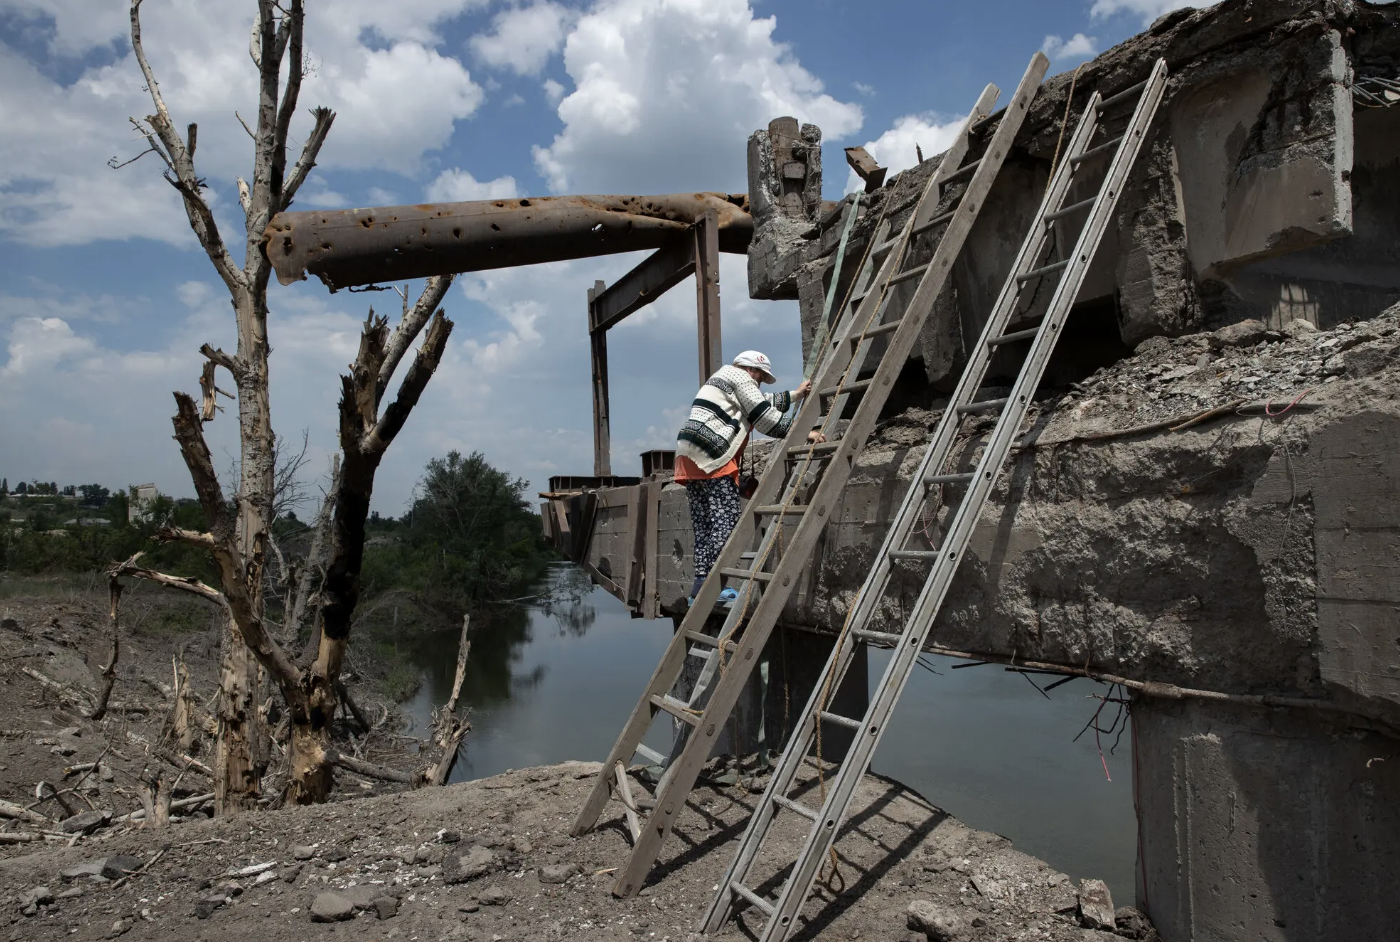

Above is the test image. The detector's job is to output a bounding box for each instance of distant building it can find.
[129,483,160,523]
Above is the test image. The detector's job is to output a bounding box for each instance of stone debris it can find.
[1078,878,1116,930]
[309,891,355,922]
[907,899,966,940]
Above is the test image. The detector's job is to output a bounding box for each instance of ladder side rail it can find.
[611,89,1026,896]
[899,62,1168,655]
[757,99,1106,941]
[695,56,1050,923]
[575,198,916,839]
[755,62,1168,942]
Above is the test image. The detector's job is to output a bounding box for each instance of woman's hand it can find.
[807,430,827,444]
[794,379,813,399]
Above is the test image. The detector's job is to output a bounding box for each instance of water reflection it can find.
[403,565,1137,902]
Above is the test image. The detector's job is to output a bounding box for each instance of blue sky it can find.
[0,0,1191,514]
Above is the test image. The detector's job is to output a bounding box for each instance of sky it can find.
[0,0,1197,515]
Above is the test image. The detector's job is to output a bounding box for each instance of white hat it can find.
[732,350,777,384]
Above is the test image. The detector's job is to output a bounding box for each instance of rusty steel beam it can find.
[265,193,753,290]
[588,234,696,334]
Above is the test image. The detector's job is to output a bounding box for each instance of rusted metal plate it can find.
[265,193,753,290]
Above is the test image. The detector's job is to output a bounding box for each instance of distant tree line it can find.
[1,451,554,616]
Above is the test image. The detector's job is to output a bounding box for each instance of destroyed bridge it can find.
[268,3,1400,940]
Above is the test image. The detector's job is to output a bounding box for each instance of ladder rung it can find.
[969,112,999,134]
[650,694,701,727]
[887,550,939,562]
[925,472,974,486]
[852,628,903,647]
[820,377,872,397]
[1071,135,1125,166]
[1098,78,1148,111]
[888,263,930,287]
[872,235,903,256]
[861,318,903,338]
[754,505,807,516]
[730,881,775,917]
[788,440,841,457]
[989,326,1039,347]
[719,567,774,583]
[818,710,862,730]
[1017,259,1069,282]
[634,743,665,766]
[912,209,955,237]
[941,157,982,183]
[772,794,821,822]
[1044,196,1096,222]
[849,287,872,307]
[957,397,1009,415]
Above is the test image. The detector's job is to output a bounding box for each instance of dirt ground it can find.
[0,578,1156,942]
[0,757,1159,942]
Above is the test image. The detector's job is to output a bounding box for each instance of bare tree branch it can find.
[110,553,227,608]
[129,0,243,295]
[156,527,218,550]
[89,577,123,721]
[366,311,454,454]
[280,106,334,210]
[377,275,453,401]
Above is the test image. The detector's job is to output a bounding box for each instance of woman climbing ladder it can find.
[674,350,825,606]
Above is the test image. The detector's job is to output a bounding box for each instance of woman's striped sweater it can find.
[675,365,795,474]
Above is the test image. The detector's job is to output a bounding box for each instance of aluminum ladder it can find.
[571,52,1051,899]
[701,59,1170,942]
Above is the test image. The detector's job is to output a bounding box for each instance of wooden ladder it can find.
[571,52,1051,899]
[699,59,1170,942]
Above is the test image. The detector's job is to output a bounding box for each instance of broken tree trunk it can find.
[88,578,122,721]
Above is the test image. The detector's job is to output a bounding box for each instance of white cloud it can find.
[854,82,875,97]
[543,78,565,104]
[533,0,862,194]
[844,112,964,194]
[1089,0,1195,24]
[425,168,519,202]
[0,0,488,246]
[470,1,575,76]
[1042,33,1098,62]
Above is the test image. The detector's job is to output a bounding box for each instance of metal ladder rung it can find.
[1016,258,1069,283]
[772,794,821,822]
[925,472,974,486]
[852,628,903,647]
[821,377,872,397]
[989,326,1040,347]
[1045,196,1096,222]
[941,157,982,183]
[1098,78,1148,110]
[633,743,665,766]
[957,397,1009,415]
[719,566,774,583]
[787,440,841,457]
[730,882,776,917]
[969,112,1000,134]
[1071,135,1125,166]
[650,694,701,727]
[887,549,940,562]
[888,263,929,287]
[818,710,863,730]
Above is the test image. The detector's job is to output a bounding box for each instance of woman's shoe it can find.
[717,587,739,609]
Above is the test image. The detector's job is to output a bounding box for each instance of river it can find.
[404,564,1138,902]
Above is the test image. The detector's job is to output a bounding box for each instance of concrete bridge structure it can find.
[273,2,1400,938]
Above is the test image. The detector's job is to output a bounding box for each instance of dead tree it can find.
[120,0,454,806]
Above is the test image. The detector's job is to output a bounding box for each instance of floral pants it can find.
[685,476,742,582]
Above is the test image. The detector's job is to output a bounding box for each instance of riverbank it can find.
[0,759,1157,942]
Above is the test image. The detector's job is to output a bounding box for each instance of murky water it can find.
[405,564,1138,901]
